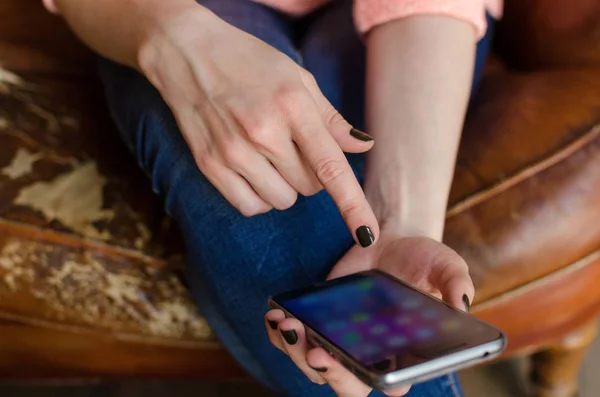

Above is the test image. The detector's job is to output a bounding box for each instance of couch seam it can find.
[446,123,600,219]
[0,310,221,348]
[473,247,600,310]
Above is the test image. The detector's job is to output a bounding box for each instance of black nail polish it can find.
[268,320,278,330]
[463,294,471,312]
[350,128,374,142]
[281,329,298,345]
[310,366,328,373]
[356,226,375,247]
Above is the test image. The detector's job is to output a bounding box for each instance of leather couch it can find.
[0,1,599,396]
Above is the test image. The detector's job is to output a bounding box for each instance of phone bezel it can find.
[269,269,506,390]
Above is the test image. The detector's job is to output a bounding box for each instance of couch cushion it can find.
[496,0,600,70]
[446,69,600,302]
[0,0,92,75]
[0,73,183,255]
[0,68,203,344]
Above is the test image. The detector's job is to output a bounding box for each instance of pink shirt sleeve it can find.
[42,0,59,13]
[41,0,502,38]
[354,0,488,39]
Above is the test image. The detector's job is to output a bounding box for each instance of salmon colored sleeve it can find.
[42,0,60,13]
[354,0,488,39]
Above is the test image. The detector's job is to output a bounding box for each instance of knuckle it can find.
[273,83,305,114]
[239,206,256,217]
[322,105,345,128]
[240,115,287,156]
[274,191,298,211]
[338,197,363,219]
[220,140,248,168]
[313,157,346,185]
[300,69,317,86]
[239,201,272,217]
[195,153,219,175]
[245,125,280,153]
[298,181,322,197]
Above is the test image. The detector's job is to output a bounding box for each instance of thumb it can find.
[439,272,474,313]
[301,70,374,153]
[428,254,475,313]
[326,244,374,281]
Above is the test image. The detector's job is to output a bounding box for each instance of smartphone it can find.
[269,269,506,391]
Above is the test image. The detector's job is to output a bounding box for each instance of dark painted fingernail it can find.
[310,366,328,373]
[268,320,278,330]
[356,226,375,247]
[350,128,374,142]
[463,294,471,312]
[281,329,298,345]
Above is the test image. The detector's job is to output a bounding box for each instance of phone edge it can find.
[268,298,507,391]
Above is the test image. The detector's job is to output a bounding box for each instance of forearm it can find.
[364,16,476,241]
[52,0,200,69]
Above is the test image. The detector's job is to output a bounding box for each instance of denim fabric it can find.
[97,1,493,396]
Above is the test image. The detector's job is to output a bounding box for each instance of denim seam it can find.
[447,374,461,397]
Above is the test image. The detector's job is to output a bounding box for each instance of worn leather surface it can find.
[0,0,599,380]
[0,317,242,380]
[448,70,600,302]
[0,76,183,256]
[496,0,600,70]
[0,0,92,75]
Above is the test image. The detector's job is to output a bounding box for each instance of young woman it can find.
[43,0,501,396]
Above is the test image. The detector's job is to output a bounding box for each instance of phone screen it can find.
[277,271,498,369]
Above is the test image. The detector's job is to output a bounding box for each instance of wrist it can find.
[378,216,445,242]
[364,167,447,242]
[374,193,446,241]
[137,3,215,73]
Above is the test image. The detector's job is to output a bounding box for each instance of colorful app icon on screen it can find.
[395,316,412,326]
[343,332,362,345]
[441,319,461,331]
[387,336,408,347]
[421,308,438,319]
[414,328,434,340]
[401,298,420,310]
[352,313,370,323]
[370,324,389,335]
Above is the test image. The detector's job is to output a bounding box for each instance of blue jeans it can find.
[98,1,493,396]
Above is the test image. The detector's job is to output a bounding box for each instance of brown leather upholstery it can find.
[496,0,600,69]
[1,0,599,393]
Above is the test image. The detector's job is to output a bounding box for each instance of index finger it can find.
[290,99,379,247]
[427,248,474,311]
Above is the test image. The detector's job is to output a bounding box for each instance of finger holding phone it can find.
[265,236,504,397]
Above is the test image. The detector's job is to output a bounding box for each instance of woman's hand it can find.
[51,0,378,244]
[329,235,474,307]
[136,6,378,244]
[265,232,473,397]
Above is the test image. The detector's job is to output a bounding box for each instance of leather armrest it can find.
[496,0,600,70]
[446,68,600,302]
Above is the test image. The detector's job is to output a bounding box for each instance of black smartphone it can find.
[269,270,506,391]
